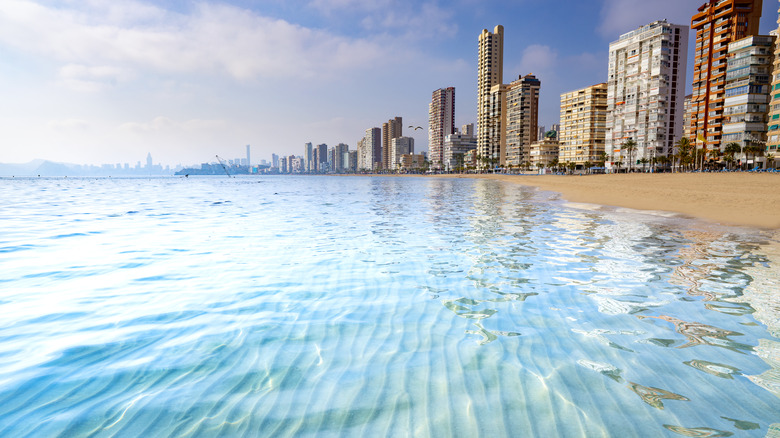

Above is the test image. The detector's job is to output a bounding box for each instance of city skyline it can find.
[2,0,779,168]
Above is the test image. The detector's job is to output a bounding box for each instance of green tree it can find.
[724,142,741,170]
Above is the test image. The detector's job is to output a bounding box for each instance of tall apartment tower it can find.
[246,145,251,166]
[606,20,689,169]
[477,25,504,166]
[359,127,381,171]
[559,83,608,168]
[767,3,780,156]
[334,143,349,172]
[690,0,763,153]
[428,87,456,170]
[723,35,775,154]
[505,74,541,167]
[304,142,313,172]
[316,143,328,173]
[382,117,403,170]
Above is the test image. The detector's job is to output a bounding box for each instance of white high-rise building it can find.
[477,25,504,167]
[358,128,381,171]
[606,20,688,170]
[390,137,415,170]
[304,142,313,172]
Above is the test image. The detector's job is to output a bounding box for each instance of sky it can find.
[1,0,779,167]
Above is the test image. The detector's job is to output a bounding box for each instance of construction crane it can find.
[215,155,233,177]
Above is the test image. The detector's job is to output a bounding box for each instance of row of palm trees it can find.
[671,137,775,171]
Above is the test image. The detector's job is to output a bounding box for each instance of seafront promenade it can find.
[427,173,780,229]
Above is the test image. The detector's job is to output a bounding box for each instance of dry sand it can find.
[436,173,780,229]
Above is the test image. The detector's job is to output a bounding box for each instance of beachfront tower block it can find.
[382,117,403,170]
[606,20,689,170]
[767,2,780,158]
[428,87,456,170]
[477,25,504,168]
[359,127,381,171]
[690,0,763,153]
[559,83,608,169]
[505,74,541,168]
[723,35,775,163]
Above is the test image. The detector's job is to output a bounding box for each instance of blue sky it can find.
[1,0,778,167]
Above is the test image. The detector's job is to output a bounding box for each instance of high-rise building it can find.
[606,20,689,170]
[390,137,415,170]
[505,74,541,167]
[428,87,456,170]
[487,84,507,167]
[683,94,693,141]
[334,143,349,173]
[477,25,504,168]
[767,4,780,157]
[691,0,763,154]
[304,142,313,172]
[316,144,328,173]
[146,153,153,169]
[559,83,608,168]
[443,131,477,171]
[347,150,358,172]
[271,153,279,168]
[359,128,381,171]
[461,123,475,137]
[723,35,775,161]
[382,117,403,170]
[246,145,251,166]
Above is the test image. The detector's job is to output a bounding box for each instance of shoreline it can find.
[415,173,780,229]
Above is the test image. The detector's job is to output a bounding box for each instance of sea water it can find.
[0,175,778,437]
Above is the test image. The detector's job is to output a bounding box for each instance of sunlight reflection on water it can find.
[0,175,778,437]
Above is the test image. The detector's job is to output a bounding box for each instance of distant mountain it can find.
[0,160,46,176]
[0,160,174,177]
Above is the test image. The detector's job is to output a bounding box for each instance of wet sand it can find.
[436,173,780,229]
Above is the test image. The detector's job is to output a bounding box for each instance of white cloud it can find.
[118,116,227,133]
[0,0,386,86]
[46,119,90,131]
[598,0,694,39]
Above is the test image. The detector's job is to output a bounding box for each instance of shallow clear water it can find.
[0,175,778,437]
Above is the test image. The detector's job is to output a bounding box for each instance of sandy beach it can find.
[436,173,780,229]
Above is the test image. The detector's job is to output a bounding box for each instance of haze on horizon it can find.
[1,0,778,167]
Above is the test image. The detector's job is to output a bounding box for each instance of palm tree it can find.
[766,153,776,169]
[640,157,649,173]
[675,137,692,172]
[724,142,741,170]
[584,161,592,174]
[623,140,637,172]
[598,152,608,168]
[708,148,721,170]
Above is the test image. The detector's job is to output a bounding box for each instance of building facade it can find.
[767,4,780,158]
[428,87,456,170]
[304,142,313,172]
[382,117,403,170]
[390,137,415,170]
[477,25,504,168]
[443,132,477,171]
[505,74,541,167]
[690,0,763,153]
[359,128,381,171]
[559,83,608,168]
[529,138,560,169]
[487,84,507,167]
[606,20,689,169]
[723,35,775,160]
